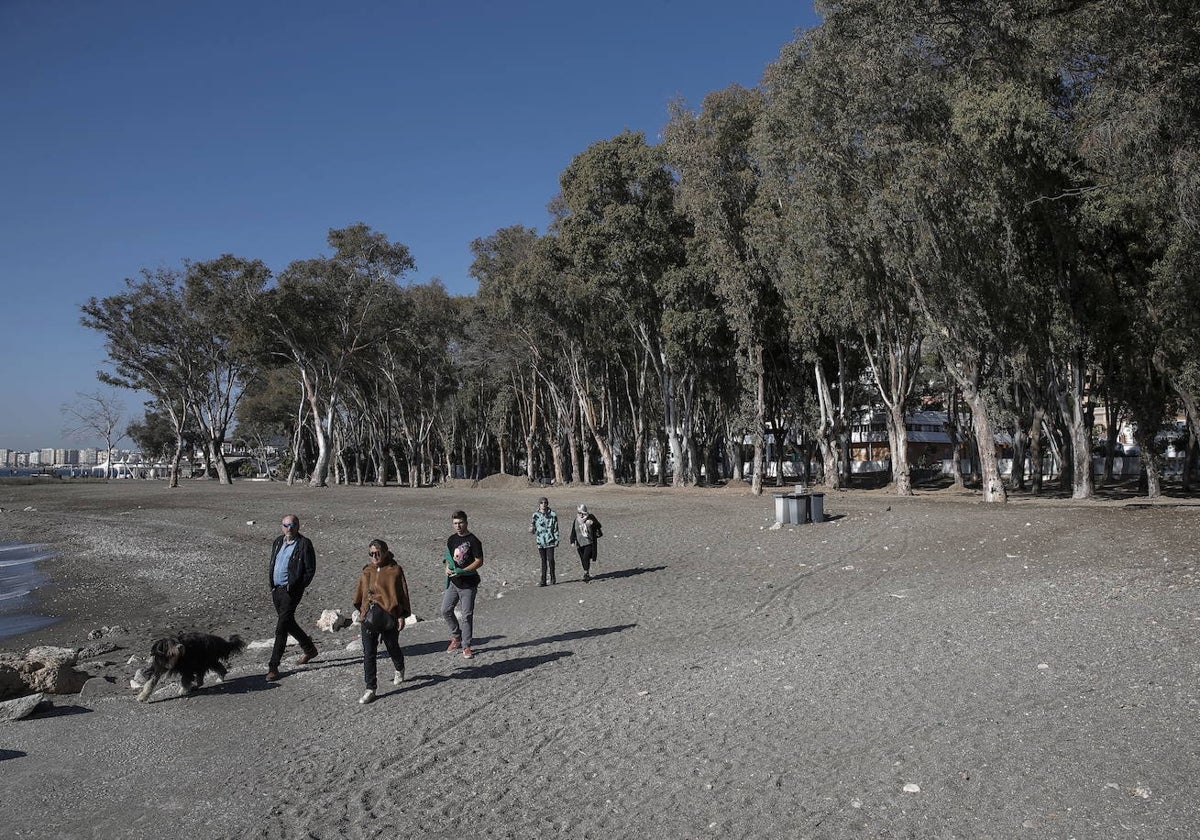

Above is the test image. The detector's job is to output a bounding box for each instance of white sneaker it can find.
[392,668,405,685]
[358,689,376,705]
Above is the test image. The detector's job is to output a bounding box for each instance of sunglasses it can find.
[281,522,297,529]
[369,550,381,557]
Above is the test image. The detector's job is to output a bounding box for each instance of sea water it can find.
[0,542,59,640]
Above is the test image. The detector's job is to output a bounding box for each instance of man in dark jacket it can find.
[266,513,318,681]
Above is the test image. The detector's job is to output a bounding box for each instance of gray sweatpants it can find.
[440,583,477,648]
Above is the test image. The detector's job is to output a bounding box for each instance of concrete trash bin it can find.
[809,492,825,523]
[773,494,788,525]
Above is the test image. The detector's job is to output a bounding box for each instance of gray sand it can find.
[1,479,1197,839]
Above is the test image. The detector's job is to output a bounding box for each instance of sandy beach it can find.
[1,478,1198,839]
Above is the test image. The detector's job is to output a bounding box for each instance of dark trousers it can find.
[577,543,597,573]
[361,625,404,690]
[270,586,315,669]
[539,546,556,583]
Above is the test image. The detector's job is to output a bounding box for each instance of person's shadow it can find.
[481,623,637,655]
[589,565,665,582]
[397,650,575,692]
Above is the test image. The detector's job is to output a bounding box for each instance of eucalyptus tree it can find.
[759,18,925,495]
[386,280,457,487]
[81,268,197,487]
[470,226,546,480]
[1069,0,1200,491]
[664,84,783,494]
[180,255,271,483]
[554,131,693,485]
[264,224,415,487]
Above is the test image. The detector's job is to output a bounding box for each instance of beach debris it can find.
[345,637,363,652]
[637,690,650,696]
[769,522,782,530]
[1133,786,1152,799]
[1037,663,1050,670]
[888,593,907,599]
[316,609,352,633]
[246,520,255,526]
[902,783,921,794]
[23,506,37,512]
[130,667,149,689]
[496,592,504,599]
[850,799,863,809]
[86,624,125,640]
[0,692,45,722]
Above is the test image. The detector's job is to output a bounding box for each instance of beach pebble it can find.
[1133,786,1152,799]
[902,783,920,793]
[246,520,255,525]
[1037,663,1050,670]
[637,690,650,696]
[850,799,863,809]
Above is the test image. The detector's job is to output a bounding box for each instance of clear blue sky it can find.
[0,0,820,452]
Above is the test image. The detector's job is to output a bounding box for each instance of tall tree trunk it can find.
[751,348,765,496]
[1047,354,1094,500]
[814,359,843,490]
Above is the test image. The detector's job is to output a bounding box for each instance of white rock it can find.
[0,692,44,721]
[1037,663,1050,670]
[902,783,920,793]
[1133,786,1152,799]
[246,520,255,525]
[851,799,863,809]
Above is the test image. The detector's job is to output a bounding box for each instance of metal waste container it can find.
[773,494,788,525]
[809,492,825,523]
[784,493,811,524]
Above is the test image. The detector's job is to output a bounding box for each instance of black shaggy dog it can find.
[136,633,246,702]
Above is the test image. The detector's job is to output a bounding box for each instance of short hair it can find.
[452,510,468,523]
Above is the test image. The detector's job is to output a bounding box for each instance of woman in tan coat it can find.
[352,538,411,704]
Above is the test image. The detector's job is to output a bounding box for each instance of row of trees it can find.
[83,0,1199,500]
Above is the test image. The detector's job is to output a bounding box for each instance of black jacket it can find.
[268,533,317,597]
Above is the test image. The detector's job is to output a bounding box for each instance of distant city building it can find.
[0,449,9,467]
[39,448,55,466]
[81,448,98,466]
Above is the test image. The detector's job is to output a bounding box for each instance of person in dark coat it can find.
[266,513,318,681]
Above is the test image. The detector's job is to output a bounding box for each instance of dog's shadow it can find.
[146,672,277,703]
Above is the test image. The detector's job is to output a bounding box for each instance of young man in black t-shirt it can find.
[441,509,484,658]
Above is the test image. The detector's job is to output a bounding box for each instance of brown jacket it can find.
[353,556,411,622]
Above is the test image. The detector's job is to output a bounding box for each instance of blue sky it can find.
[0,0,820,452]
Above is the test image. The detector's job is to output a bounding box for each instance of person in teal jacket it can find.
[529,496,560,586]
